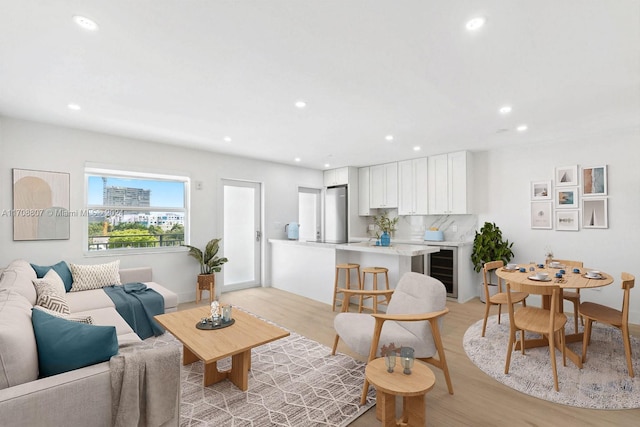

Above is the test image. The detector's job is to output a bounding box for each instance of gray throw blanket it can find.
[110,342,181,427]
[103,283,165,339]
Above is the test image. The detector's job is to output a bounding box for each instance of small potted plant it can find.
[381,343,399,372]
[183,238,229,299]
[471,222,514,302]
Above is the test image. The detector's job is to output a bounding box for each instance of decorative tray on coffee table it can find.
[196,318,235,330]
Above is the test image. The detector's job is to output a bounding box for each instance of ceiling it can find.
[1,1,638,170]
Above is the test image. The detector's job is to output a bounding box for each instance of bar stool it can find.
[360,267,390,313]
[332,263,361,311]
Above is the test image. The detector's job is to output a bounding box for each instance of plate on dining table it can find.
[528,275,552,282]
[502,268,518,272]
[584,273,604,279]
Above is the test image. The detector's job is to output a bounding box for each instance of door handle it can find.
[256,230,262,242]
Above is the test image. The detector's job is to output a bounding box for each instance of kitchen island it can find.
[269,239,439,307]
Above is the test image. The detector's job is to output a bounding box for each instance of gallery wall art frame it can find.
[555,187,578,209]
[556,209,579,231]
[12,168,70,241]
[531,180,552,200]
[582,165,608,196]
[555,165,579,187]
[583,198,608,229]
[531,201,553,229]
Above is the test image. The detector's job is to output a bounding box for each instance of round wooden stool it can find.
[332,263,361,311]
[360,267,390,313]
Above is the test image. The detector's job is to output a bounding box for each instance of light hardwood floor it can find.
[180,288,640,427]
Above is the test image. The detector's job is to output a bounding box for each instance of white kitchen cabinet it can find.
[358,167,371,216]
[398,158,428,215]
[369,162,398,209]
[428,151,471,214]
[323,167,349,187]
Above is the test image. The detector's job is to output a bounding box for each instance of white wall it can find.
[0,117,322,302]
[474,127,640,323]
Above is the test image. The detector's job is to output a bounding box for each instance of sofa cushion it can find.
[33,269,70,314]
[69,260,121,292]
[33,305,94,324]
[73,307,138,339]
[31,308,118,377]
[65,288,116,313]
[0,289,39,389]
[0,259,37,305]
[31,261,73,292]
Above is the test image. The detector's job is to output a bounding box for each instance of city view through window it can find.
[86,174,187,251]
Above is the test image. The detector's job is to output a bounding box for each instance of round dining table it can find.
[496,262,613,368]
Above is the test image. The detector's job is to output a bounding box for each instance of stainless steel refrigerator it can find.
[324,185,348,243]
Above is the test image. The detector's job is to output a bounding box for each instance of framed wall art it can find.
[531,180,552,200]
[583,198,608,228]
[556,210,579,231]
[582,165,607,196]
[531,201,553,229]
[12,168,70,241]
[555,165,579,187]
[555,187,578,209]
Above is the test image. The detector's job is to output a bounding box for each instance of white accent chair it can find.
[331,272,453,405]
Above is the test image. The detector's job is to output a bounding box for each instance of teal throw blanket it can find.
[103,283,165,339]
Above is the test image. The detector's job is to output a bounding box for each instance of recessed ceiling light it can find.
[516,124,528,132]
[413,146,421,151]
[466,16,486,31]
[67,103,81,111]
[294,157,301,162]
[223,136,232,142]
[324,163,331,168]
[385,135,394,141]
[499,106,512,114]
[73,15,99,31]
[294,101,306,109]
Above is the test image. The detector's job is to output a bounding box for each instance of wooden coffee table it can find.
[365,358,435,427]
[155,306,289,391]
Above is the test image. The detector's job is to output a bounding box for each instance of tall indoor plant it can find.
[183,238,228,298]
[471,222,514,302]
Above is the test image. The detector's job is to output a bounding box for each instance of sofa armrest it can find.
[0,362,112,427]
[119,267,152,284]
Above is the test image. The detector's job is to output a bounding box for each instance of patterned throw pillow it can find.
[32,306,93,324]
[69,260,121,292]
[32,270,70,315]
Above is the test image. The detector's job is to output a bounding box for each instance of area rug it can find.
[147,311,376,426]
[463,314,640,409]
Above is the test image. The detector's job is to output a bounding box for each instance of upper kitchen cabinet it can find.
[369,162,398,209]
[323,167,349,187]
[428,151,472,214]
[358,167,371,216]
[398,157,428,215]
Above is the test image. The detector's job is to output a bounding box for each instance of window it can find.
[85,166,189,253]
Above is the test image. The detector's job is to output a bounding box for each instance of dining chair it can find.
[505,281,567,391]
[580,272,635,377]
[331,272,453,405]
[481,260,528,337]
[552,258,584,333]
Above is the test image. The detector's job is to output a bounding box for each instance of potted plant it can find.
[471,222,514,303]
[372,211,399,246]
[183,238,228,300]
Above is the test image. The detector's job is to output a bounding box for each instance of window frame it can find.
[84,165,190,256]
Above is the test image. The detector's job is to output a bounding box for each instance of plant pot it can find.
[479,283,499,303]
[196,273,215,303]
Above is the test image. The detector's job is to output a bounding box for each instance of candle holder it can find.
[400,347,415,375]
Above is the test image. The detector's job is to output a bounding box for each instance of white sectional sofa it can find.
[0,259,180,427]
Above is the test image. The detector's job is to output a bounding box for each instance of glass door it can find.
[222,180,261,291]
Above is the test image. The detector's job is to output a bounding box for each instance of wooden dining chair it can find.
[505,281,567,391]
[552,259,584,333]
[580,272,635,377]
[481,260,528,337]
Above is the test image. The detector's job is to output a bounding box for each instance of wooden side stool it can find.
[360,267,390,313]
[332,263,361,311]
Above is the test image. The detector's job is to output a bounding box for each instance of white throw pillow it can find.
[69,260,121,292]
[33,269,70,315]
[32,306,93,324]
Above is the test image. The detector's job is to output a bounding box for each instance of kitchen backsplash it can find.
[364,211,478,242]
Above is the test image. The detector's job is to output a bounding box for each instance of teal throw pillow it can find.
[31,308,118,377]
[31,261,73,292]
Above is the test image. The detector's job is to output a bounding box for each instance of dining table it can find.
[496,262,613,369]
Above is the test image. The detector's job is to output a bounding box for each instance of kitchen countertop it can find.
[336,242,439,256]
[349,237,471,247]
